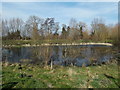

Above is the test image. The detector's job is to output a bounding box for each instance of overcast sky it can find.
[2,2,118,28]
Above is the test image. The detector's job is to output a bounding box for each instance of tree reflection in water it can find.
[2,45,114,67]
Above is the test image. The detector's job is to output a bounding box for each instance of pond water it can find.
[2,45,115,67]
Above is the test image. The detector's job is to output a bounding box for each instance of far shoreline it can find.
[2,42,113,47]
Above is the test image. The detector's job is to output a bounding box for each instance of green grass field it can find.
[1,61,119,88]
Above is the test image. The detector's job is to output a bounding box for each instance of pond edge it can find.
[2,42,113,47]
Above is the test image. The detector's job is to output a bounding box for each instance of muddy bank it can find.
[2,42,113,47]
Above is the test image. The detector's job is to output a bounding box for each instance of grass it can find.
[2,39,82,45]
[1,61,119,88]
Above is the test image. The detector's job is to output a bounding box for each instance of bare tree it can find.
[41,18,58,39]
[2,19,9,37]
[2,18,24,40]
[91,18,108,42]
[53,22,59,39]
[8,18,24,33]
[69,18,77,28]
[25,16,43,40]
[78,22,86,39]
[61,24,67,39]
[69,18,78,40]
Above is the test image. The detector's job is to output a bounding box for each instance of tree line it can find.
[2,15,118,44]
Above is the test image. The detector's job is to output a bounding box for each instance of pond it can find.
[2,45,116,67]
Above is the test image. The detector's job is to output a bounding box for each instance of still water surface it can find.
[2,45,115,67]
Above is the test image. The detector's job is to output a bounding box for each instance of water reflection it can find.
[2,45,114,67]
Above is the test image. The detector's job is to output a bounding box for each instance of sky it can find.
[2,0,119,2]
[2,2,118,29]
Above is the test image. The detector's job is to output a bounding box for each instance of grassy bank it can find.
[2,61,119,88]
[2,39,113,45]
